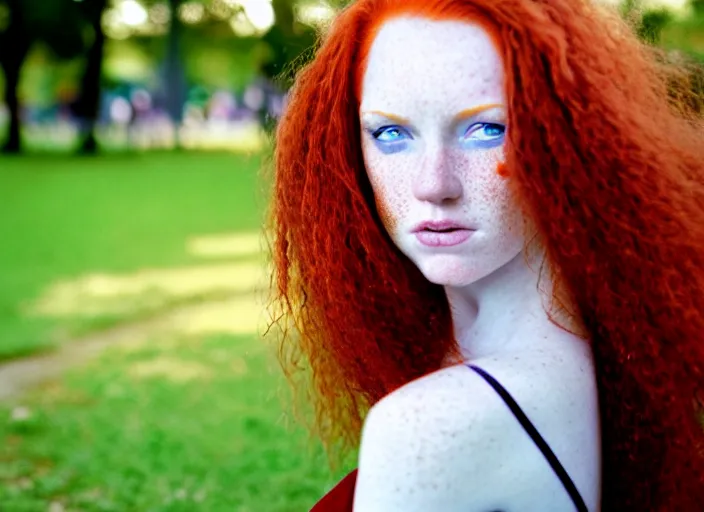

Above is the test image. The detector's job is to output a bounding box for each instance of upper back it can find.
[353,337,600,511]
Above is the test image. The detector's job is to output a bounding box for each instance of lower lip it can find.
[415,229,474,247]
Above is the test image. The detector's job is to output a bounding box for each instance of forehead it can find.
[360,16,505,111]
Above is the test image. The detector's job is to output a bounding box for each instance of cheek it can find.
[461,147,508,205]
[461,148,522,234]
[362,142,411,233]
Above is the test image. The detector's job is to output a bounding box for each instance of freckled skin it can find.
[353,16,601,512]
[359,16,523,288]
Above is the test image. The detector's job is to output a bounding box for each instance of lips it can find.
[412,221,475,247]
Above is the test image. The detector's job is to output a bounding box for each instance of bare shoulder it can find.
[353,345,600,512]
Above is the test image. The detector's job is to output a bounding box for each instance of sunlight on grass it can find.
[186,232,265,259]
[0,152,265,360]
[23,230,271,344]
[167,296,267,337]
[128,357,214,383]
[28,259,267,320]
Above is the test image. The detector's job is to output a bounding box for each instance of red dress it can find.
[310,469,358,511]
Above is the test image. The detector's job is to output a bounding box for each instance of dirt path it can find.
[0,232,269,402]
[0,294,267,401]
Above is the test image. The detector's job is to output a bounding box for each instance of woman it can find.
[269,0,704,510]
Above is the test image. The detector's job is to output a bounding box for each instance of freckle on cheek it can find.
[496,161,510,178]
[375,195,398,232]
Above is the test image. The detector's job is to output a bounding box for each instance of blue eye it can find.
[463,123,506,143]
[372,125,412,142]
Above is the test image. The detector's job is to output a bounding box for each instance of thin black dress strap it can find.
[468,364,588,512]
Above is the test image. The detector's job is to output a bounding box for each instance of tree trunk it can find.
[1,1,31,154]
[164,0,188,147]
[2,51,28,154]
[76,0,108,155]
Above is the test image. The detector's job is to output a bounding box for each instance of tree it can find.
[0,0,31,153]
[261,0,317,89]
[0,0,85,153]
[164,0,188,146]
[73,0,110,154]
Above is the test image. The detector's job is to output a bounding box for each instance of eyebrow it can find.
[361,110,410,125]
[361,103,504,125]
[452,103,504,123]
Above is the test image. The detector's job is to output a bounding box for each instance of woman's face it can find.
[359,16,525,288]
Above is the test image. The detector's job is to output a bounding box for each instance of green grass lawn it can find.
[0,152,267,360]
[0,152,351,510]
[0,333,347,511]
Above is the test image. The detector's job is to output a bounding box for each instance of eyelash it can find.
[372,125,412,142]
[464,123,506,142]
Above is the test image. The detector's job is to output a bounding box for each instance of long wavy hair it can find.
[268,0,704,508]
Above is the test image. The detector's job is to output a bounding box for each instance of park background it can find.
[0,0,701,510]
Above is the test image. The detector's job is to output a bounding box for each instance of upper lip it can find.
[412,220,473,233]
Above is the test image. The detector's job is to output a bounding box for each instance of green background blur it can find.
[0,1,701,510]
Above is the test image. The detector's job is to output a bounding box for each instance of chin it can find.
[413,254,489,288]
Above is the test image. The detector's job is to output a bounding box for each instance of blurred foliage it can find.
[638,8,675,44]
[620,0,704,60]
[0,0,702,153]
[0,0,323,152]
[260,0,317,88]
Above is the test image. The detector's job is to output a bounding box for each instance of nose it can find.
[412,147,463,204]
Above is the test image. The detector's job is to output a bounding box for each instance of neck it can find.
[445,249,556,360]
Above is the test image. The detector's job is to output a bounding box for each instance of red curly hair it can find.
[269,0,704,508]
